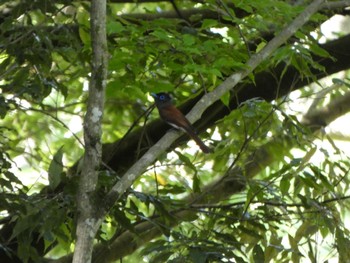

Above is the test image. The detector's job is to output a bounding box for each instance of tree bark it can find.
[72,0,107,262]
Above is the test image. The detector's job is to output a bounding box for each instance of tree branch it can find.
[96,33,350,175]
[72,0,107,262]
[89,88,350,263]
[102,0,325,211]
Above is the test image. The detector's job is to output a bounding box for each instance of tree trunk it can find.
[72,0,107,262]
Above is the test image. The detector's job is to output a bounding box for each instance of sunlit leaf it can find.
[48,146,64,190]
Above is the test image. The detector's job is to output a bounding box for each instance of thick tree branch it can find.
[44,31,350,263]
[46,7,350,263]
[99,33,350,174]
[118,1,350,23]
[72,0,107,262]
[102,0,325,219]
[90,89,350,263]
[2,1,350,261]
[303,90,350,128]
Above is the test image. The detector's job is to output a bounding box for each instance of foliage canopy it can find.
[1,0,350,262]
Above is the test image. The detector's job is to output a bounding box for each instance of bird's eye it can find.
[160,95,165,100]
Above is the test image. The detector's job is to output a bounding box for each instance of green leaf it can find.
[189,247,208,263]
[332,78,350,88]
[175,151,201,192]
[192,173,201,193]
[300,172,319,189]
[176,151,197,172]
[151,29,172,41]
[201,19,218,29]
[295,222,317,243]
[0,95,9,118]
[107,21,125,34]
[209,68,223,78]
[151,251,174,262]
[128,199,139,214]
[256,41,266,53]
[158,184,187,195]
[280,175,291,196]
[10,217,32,241]
[290,158,302,166]
[141,239,168,256]
[79,28,90,46]
[336,227,350,262]
[114,209,135,233]
[183,34,196,46]
[148,79,173,93]
[253,244,265,263]
[48,146,64,190]
[220,91,230,107]
[308,43,330,58]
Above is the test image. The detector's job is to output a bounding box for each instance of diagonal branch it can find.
[102,0,325,216]
[95,33,350,176]
[90,85,350,263]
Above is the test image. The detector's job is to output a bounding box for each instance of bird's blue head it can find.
[151,92,172,103]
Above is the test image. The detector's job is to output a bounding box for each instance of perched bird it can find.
[151,92,211,153]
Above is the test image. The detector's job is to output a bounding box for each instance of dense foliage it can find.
[0,0,350,262]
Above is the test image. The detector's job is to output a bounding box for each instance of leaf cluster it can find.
[0,0,350,262]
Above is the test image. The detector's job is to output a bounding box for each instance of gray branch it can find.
[103,0,325,214]
[72,0,108,262]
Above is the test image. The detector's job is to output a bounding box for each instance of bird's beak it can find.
[150,92,157,98]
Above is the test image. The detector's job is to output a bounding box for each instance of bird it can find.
[151,92,211,153]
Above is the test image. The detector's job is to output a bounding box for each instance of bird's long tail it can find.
[185,128,211,154]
